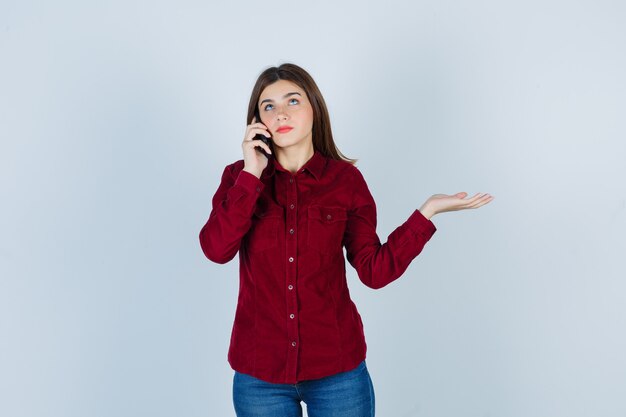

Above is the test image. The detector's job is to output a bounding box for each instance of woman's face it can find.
[257,79,314,151]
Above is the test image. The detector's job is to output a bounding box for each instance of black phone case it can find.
[254,109,273,158]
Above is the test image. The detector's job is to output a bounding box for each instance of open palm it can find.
[419,192,494,219]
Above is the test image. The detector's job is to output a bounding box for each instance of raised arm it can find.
[199,164,263,264]
[199,117,273,263]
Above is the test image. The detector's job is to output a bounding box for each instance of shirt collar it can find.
[262,150,327,181]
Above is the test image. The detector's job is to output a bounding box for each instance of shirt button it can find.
[326,214,332,220]
[288,257,294,263]
[288,285,294,290]
[291,341,297,347]
[290,204,295,210]
[289,178,294,184]
[289,228,294,235]
[256,187,261,193]
[289,314,295,319]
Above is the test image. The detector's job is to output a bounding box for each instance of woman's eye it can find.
[289,98,299,105]
[263,104,274,111]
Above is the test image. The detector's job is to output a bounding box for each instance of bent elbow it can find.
[201,246,234,264]
[358,273,395,290]
[209,253,236,264]
[199,229,237,264]
[356,260,405,289]
[364,280,390,290]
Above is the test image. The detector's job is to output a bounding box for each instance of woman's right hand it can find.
[241,116,272,178]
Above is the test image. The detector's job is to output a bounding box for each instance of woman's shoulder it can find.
[325,157,366,183]
[222,159,245,176]
[325,157,360,175]
[212,159,246,184]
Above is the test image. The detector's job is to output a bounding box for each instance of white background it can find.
[1,1,625,416]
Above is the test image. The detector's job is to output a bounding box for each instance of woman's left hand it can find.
[418,192,494,220]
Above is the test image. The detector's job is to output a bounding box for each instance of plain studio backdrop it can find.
[1,1,625,416]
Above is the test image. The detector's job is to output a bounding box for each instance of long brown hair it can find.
[246,63,355,164]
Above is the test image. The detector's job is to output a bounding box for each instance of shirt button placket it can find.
[285,174,299,382]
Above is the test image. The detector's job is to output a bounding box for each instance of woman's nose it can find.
[276,107,289,120]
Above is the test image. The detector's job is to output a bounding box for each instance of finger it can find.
[477,195,495,207]
[243,142,272,157]
[466,195,493,209]
[245,129,271,141]
[256,142,272,155]
[250,123,269,131]
[246,121,267,134]
[246,139,272,154]
[458,192,483,205]
[244,138,270,148]
[468,193,488,202]
[452,193,486,210]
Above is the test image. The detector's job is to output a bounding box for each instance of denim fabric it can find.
[233,360,375,417]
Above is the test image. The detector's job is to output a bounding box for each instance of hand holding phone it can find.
[241,114,272,178]
[254,133,272,159]
[253,109,273,159]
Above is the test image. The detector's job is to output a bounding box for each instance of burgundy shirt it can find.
[199,151,436,384]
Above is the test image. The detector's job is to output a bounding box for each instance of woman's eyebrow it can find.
[260,92,301,105]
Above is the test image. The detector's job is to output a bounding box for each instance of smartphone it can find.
[253,108,273,158]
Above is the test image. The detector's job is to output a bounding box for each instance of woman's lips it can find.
[276,126,293,133]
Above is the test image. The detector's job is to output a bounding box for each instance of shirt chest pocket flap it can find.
[246,205,284,253]
[307,206,348,255]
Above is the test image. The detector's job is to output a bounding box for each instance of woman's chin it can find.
[271,140,296,150]
[273,137,313,152]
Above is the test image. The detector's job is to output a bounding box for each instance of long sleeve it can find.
[343,168,436,289]
[199,162,264,264]
[207,151,434,384]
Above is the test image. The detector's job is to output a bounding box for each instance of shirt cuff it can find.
[235,169,265,195]
[406,209,437,239]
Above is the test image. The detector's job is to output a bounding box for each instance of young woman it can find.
[199,63,493,417]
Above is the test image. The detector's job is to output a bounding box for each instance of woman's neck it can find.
[275,142,315,174]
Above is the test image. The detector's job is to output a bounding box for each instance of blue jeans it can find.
[232,361,375,417]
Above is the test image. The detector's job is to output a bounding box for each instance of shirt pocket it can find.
[307,206,348,255]
[246,205,284,253]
